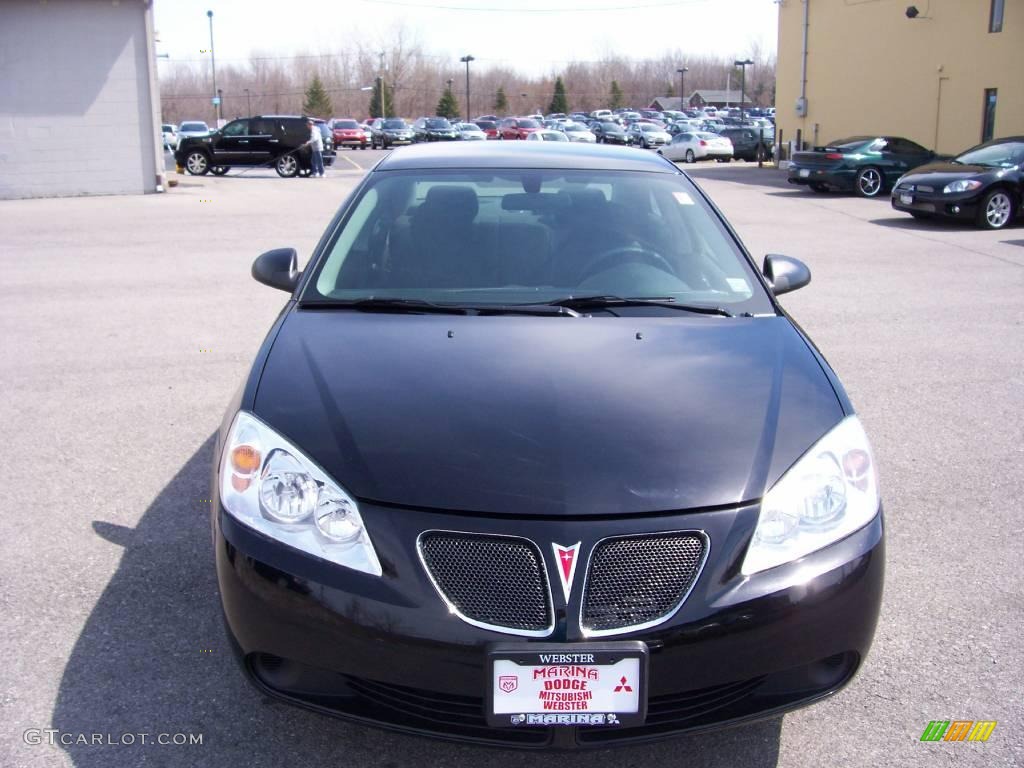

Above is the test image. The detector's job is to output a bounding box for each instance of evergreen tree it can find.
[367,78,395,119]
[609,80,624,110]
[436,88,461,120]
[494,86,509,113]
[548,77,568,115]
[664,81,675,97]
[302,74,332,117]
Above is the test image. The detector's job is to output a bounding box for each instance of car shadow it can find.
[868,216,981,231]
[50,435,782,768]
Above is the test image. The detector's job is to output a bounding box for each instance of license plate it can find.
[486,642,648,728]
[799,169,810,178]
[900,193,913,205]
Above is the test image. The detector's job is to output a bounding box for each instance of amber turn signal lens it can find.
[231,445,261,474]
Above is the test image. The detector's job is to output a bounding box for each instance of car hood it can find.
[900,162,996,181]
[253,312,844,517]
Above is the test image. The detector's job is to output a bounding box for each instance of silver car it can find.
[455,122,488,141]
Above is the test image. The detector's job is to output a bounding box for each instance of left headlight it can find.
[219,411,382,576]
[742,416,879,576]
[943,179,983,194]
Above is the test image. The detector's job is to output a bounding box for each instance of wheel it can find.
[210,166,230,176]
[854,166,884,198]
[976,189,1015,230]
[184,151,210,176]
[275,154,299,178]
[755,144,768,162]
[685,149,695,163]
[360,145,367,150]
[809,182,828,193]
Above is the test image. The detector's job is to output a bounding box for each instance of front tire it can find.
[184,151,209,176]
[976,189,1016,230]
[275,154,299,178]
[855,166,884,198]
[685,149,695,163]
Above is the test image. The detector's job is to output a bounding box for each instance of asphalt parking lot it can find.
[1,152,1021,768]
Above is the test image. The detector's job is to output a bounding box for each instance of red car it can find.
[330,118,369,150]
[498,117,542,140]
[474,120,499,139]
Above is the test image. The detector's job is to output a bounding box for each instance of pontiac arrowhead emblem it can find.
[552,542,582,601]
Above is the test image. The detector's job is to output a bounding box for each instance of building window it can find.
[989,0,1004,32]
[982,89,997,142]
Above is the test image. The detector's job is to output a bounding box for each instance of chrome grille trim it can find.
[416,530,555,638]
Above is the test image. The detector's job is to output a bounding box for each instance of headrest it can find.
[420,185,479,226]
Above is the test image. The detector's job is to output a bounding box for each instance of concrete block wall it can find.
[0,0,162,199]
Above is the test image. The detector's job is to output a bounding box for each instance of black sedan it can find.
[591,121,631,145]
[412,117,460,142]
[891,137,1023,229]
[214,142,884,748]
[788,135,938,197]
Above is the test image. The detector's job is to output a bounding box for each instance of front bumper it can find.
[214,496,884,748]
[891,187,980,220]
[787,167,855,190]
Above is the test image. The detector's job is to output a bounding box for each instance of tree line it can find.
[159,30,775,124]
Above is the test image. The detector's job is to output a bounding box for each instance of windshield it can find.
[333,120,359,129]
[382,119,407,129]
[600,122,620,130]
[955,141,1024,168]
[825,137,873,151]
[425,118,452,129]
[476,121,496,129]
[639,124,661,132]
[518,119,541,128]
[180,122,208,132]
[305,169,771,314]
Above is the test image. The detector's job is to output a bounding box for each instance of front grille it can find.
[581,532,707,634]
[418,532,553,635]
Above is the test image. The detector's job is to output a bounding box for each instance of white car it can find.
[176,120,211,148]
[660,131,733,163]
[454,122,487,141]
[526,130,570,142]
[559,121,597,143]
[161,123,177,151]
[629,123,672,149]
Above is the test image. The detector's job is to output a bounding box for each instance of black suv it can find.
[717,126,773,162]
[175,116,336,177]
[411,117,459,142]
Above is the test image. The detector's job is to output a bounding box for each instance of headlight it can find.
[220,411,382,576]
[943,179,983,194]
[742,416,879,576]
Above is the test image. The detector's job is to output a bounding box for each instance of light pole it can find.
[460,55,475,122]
[676,66,688,111]
[244,88,251,116]
[206,10,219,125]
[378,51,387,119]
[734,58,753,121]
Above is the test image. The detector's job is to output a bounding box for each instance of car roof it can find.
[375,141,679,173]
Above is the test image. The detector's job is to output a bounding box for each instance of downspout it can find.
[800,0,809,107]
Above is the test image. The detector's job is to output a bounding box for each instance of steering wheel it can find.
[576,244,677,283]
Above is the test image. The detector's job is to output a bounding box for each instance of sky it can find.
[154,0,779,78]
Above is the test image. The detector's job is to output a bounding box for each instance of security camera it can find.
[905,5,919,18]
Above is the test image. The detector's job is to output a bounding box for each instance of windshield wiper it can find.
[303,297,471,315]
[303,297,581,317]
[545,295,734,317]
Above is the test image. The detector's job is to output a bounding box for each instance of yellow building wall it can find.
[776,0,1023,155]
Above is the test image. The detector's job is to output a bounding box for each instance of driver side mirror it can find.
[763,254,811,296]
[252,248,300,293]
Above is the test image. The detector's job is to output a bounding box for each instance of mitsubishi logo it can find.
[551,542,581,601]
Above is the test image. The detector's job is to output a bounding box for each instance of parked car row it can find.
[787,134,1023,229]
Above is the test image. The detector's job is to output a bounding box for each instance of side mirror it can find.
[763,254,811,296]
[252,248,299,293]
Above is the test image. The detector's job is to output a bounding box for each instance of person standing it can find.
[307,119,325,177]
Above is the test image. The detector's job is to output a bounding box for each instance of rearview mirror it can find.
[763,254,811,296]
[252,248,299,293]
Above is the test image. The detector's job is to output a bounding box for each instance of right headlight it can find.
[942,179,983,194]
[742,416,879,576]
[219,411,382,576]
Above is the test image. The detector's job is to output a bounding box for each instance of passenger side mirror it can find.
[252,248,300,293]
[763,254,811,296]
